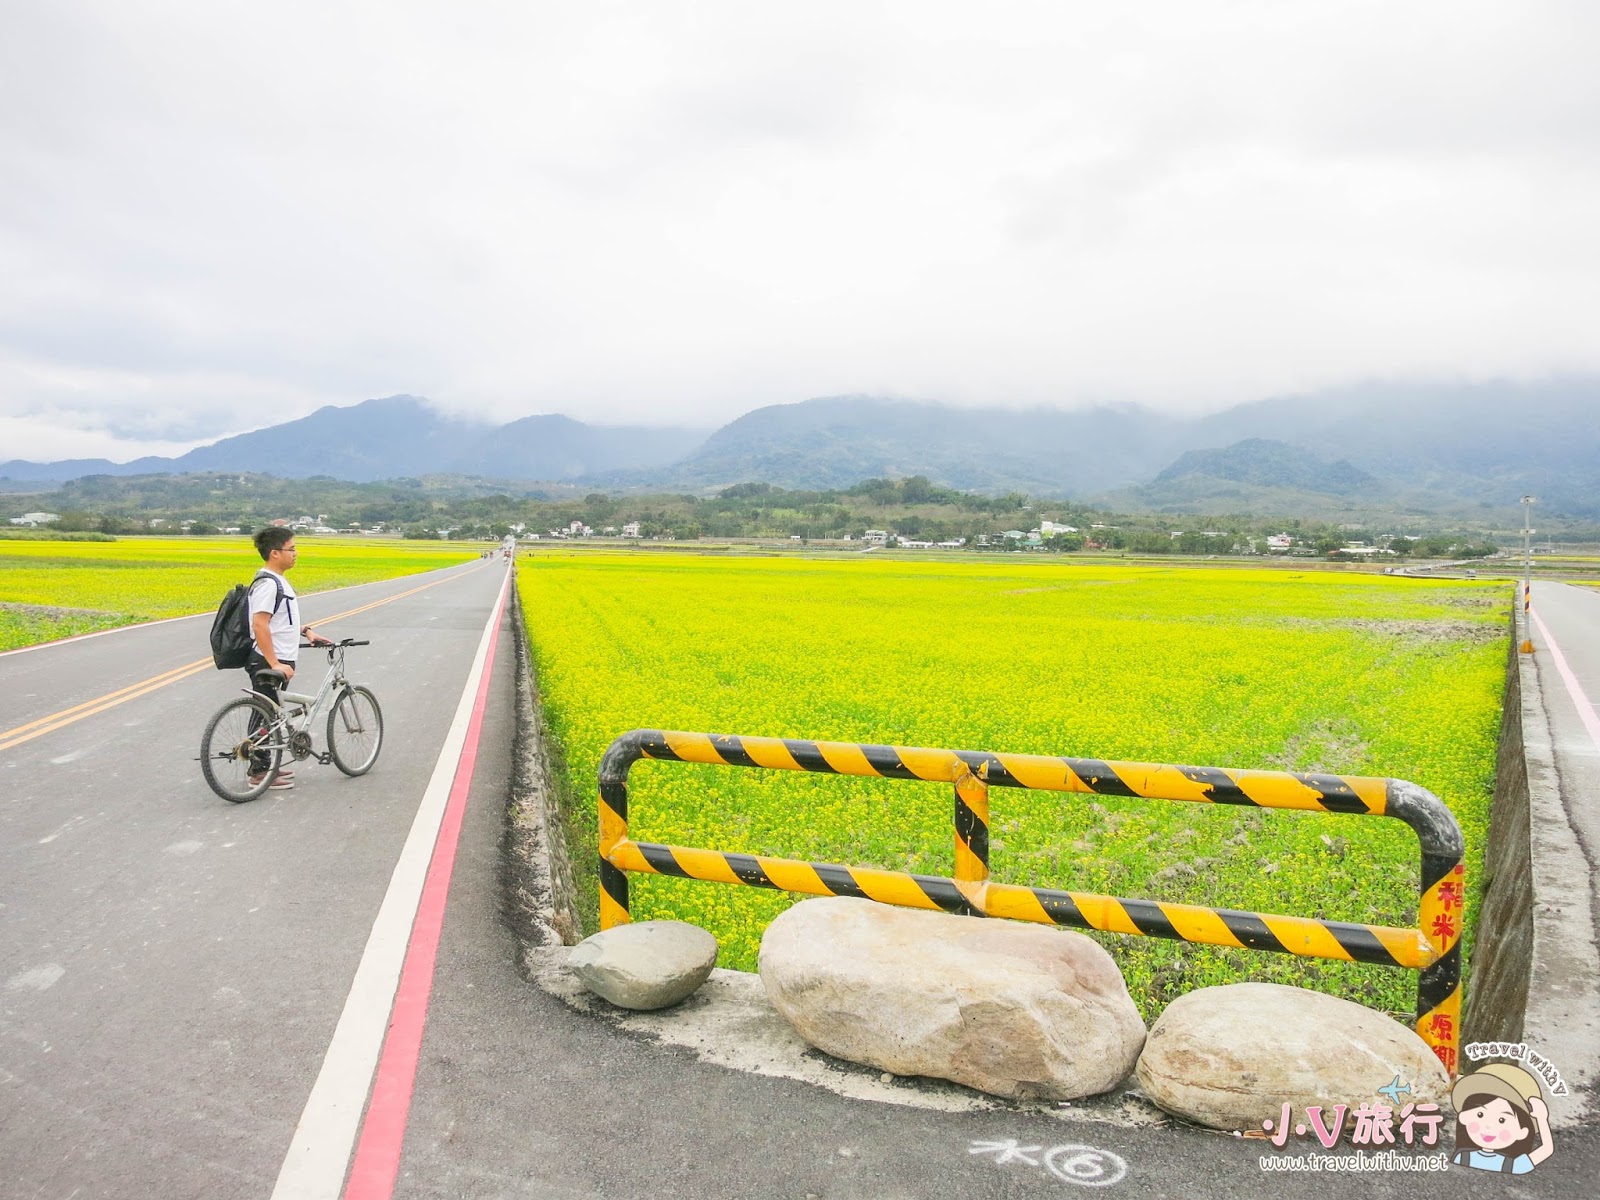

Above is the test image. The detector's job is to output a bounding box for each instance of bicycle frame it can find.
[247,641,364,762]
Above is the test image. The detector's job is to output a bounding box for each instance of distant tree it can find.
[187,521,219,536]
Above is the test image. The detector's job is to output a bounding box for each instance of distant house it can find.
[9,512,59,526]
[622,522,642,538]
[1039,520,1078,534]
[863,530,889,545]
[1266,533,1294,551]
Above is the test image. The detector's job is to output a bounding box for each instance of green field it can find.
[519,550,1506,1020]
[0,536,476,651]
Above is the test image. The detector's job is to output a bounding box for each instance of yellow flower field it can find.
[519,550,1506,1019]
[0,536,475,650]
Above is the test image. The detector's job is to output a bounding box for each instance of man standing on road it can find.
[247,527,331,789]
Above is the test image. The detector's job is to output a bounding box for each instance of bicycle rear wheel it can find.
[327,685,383,776]
[201,696,282,803]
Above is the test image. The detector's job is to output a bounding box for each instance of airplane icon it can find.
[1378,1076,1412,1106]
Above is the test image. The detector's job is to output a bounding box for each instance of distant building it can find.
[9,512,59,526]
[1266,534,1294,551]
[863,530,889,545]
[1039,520,1078,534]
[622,522,642,538]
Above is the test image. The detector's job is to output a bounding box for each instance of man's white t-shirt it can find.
[248,569,300,663]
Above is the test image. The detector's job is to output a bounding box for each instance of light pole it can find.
[1520,495,1536,654]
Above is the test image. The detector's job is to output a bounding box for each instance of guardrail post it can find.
[953,765,990,912]
[599,735,644,929]
[1387,779,1465,1077]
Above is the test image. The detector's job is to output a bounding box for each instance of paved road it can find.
[1530,582,1600,938]
[6,565,1598,1198]
[1,558,509,1199]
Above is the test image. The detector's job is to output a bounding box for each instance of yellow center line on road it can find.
[0,568,477,754]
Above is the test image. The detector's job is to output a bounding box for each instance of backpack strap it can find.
[251,570,288,616]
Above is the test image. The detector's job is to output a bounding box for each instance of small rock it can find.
[567,920,718,1010]
[759,897,1146,1101]
[1135,982,1450,1131]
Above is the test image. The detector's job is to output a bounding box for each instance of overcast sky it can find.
[2,1,1597,462]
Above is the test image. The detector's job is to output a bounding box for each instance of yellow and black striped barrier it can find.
[598,729,1466,1077]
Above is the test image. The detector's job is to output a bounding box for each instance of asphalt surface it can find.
[1531,582,1600,951]
[5,565,1599,1198]
[1,558,506,1199]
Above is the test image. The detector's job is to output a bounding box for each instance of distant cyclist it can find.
[246,527,332,789]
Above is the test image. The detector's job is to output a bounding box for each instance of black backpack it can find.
[211,570,286,669]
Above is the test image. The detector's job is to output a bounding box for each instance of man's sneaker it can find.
[249,772,294,790]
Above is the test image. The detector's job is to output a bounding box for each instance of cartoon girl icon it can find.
[1450,1063,1555,1173]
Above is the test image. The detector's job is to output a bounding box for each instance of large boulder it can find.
[1136,982,1451,1130]
[567,920,718,1010]
[758,897,1146,1101]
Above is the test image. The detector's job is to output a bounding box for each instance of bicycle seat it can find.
[252,667,288,689]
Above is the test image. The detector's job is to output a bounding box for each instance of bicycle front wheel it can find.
[201,696,282,803]
[327,685,384,776]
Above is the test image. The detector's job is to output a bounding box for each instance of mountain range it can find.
[3,380,1597,518]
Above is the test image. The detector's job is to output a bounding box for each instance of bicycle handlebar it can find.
[298,638,370,648]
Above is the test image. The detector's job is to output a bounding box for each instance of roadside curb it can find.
[1521,606,1600,1126]
[524,943,1167,1130]
[1466,589,1600,1128]
[501,570,581,952]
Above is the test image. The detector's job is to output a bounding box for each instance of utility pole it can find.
[1520,495,1536,654]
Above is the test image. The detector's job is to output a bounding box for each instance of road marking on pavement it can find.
[970,1138,1129,1187]
[0,570,466,754]
[1532,607,1600,754]
[0,609,202,658]
[270,568,510,1200]
[0,659,212,748]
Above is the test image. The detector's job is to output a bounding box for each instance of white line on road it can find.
[1532,607,1600,754]
[269,569,510,1200]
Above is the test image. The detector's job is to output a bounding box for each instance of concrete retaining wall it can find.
[501,572,582,951]
[1462,590,1598,1127]
[1461,608,1535,1043]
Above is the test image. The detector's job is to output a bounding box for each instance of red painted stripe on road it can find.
[341,576,508,1200]
[1533,606,1600,753]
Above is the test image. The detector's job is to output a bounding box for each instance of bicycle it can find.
[199,638,384,803]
